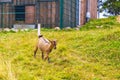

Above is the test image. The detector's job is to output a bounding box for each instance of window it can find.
[15,6,25,21]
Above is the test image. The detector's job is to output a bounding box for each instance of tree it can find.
[97,0,103,18]
[102,0,120,16]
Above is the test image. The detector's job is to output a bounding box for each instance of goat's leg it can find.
[44,54,48,60]
[44,52,50,62]
[42,52,44,60]
[34,46,38,58]
[48,57,50,63]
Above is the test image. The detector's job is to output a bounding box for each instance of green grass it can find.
[81,16,120,30]
[0,17,120,80]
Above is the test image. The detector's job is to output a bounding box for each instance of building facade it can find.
[80,0,97,25]
[0,0,97,29]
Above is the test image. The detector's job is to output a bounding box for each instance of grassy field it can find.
[0,17,120,80]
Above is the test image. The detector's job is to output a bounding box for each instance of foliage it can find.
[0,17,120,80]
[102,0,120,15]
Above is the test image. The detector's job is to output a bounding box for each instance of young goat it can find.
[34,35,57,62]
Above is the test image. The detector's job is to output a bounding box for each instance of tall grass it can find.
[0,17,120,80]
[0,55,16,80]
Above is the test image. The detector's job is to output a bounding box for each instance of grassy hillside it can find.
[81,16,120,30]
[0,17,120,80]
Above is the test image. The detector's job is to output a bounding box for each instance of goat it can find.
[34,35,57,62]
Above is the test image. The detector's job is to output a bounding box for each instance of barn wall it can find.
[80,0,87,25]
[0,5,1,28]
[13,0,36,5]
[62,0,77,27]
[0,3,13,28]
[4,4,9,27]
[80,0,97,25]
[90,0,97,19]
[39,1,59,28]
[0,0,97,28]
[25,6,35,24]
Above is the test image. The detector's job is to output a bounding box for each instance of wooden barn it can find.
[80,0,97,25]
[0,0,97,29]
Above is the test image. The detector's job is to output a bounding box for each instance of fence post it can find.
[38,23,41,36]
[1,4,4,30]
[60,0,63,29]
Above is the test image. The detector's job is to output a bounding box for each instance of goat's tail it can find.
[38,35,43,38]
